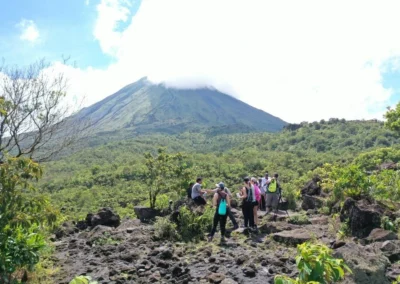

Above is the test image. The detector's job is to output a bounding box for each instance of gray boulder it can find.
[340,198,383,238]
[90,207,120,227]
[334,243,390,284]
[301,195,324,210]
[134,206,161,222]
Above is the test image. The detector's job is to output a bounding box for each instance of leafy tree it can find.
[144,148,191,208]
[385,103,400,133]
[0,157,57,283]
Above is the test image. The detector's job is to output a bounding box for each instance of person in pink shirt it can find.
[251,177,261,230]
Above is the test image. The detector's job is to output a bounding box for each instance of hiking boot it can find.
[220,237,226,244]
[208,235,213,242]
[233,224,239,230]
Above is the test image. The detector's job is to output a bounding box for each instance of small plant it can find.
[177,205,214,242]
[288,214,311,225]
[92,232,119,246]
[69,275,98,284]
[320,206,330,215]
[154,216,178,241]
[337,219,351,240]
[274,242,351,284]
[381,216,397,232]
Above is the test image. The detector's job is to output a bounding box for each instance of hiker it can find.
[238,177,255,229]
[251,177,261,229]
[260,172,270,211]
[266,173,281,213]
[208,183,231,243]
[210,182,239,229]
[187,182,195,199]
[191,177,208,205]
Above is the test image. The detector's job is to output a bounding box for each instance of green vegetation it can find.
[153,217,179,241]
[177,206,214,242]
[274,243,351,284]
[69,275,98,284]
[288,214,311,225]
[144,148,191,208]
[40,119,400,220]
[0,158,57,283]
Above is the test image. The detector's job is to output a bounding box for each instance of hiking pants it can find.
[210,211,228,237]
[260,194,266,211]
[242,201,254,228]
[227,207,238,227]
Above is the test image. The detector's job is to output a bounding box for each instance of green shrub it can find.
[320,206,330,215]
[177,206,214,242]
[69,275,98,284]
[92,232,119,246]
[274,242,351,284]
[337,219,350,240]
[288,215,310,225]
[154,217,178,241]
[381,216,397,232]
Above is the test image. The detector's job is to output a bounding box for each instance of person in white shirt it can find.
[260,172,271,211]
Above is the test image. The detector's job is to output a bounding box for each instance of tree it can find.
[384,103,400,133]
[0,59,85,162]
[144,148,191,208]
[0,157,57,283]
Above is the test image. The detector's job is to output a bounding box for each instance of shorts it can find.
[193,196,207,205]
[266,193,279,208]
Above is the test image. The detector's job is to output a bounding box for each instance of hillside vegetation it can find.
[40,119,400,219]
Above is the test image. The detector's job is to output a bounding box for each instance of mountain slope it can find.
[75,78,286,134]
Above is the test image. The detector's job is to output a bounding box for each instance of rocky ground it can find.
[51,198,400,284]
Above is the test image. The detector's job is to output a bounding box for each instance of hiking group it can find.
[188,172,282,243]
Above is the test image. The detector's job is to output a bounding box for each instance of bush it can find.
[154,217,178,241]
[320,206,330,215]
[69,275,98,284]
[288,215,310,225]
[274,242,351,284]
[177,206,214,242]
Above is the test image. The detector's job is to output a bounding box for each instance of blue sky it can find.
[0,0,141,69]
[1,0,400,123]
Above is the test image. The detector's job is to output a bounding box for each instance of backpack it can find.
[246,186,254,202]
[269,180,278,193]
[218,193,227,215]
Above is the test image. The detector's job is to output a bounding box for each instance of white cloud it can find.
[94,0,131,56]
[61,0,400,123]
[18,19,39,42]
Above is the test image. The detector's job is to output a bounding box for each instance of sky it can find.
[1,0,400,123]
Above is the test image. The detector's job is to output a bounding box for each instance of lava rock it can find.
[90,208,120,228]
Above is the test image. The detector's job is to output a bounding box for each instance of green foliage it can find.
[144,148,192,209]
[153,217,178,241]
[38,119,400,221]
[275,242,351,284]
[69,275,98,284]
[177,206,214,242]
[0,157,57,283]
[337,219,351,241]
[330,165,371,201]
[381,216,398,232]
[320,207,330,215]
[385,103,400,133]
[288,214,311,225]
[92,232,120,246]
[354,147,400,171]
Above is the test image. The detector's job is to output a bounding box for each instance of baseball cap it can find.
[216,182,225,188]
